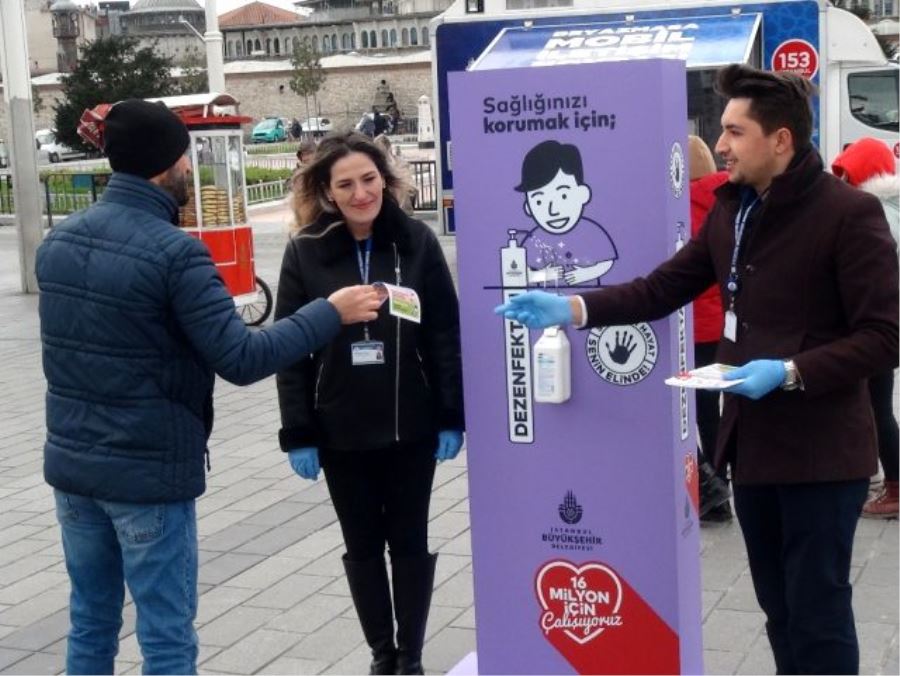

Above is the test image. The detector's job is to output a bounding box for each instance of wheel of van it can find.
[240,276,273,327]
[49,152,59,163]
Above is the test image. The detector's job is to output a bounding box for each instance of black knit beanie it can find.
[103,99,190,179]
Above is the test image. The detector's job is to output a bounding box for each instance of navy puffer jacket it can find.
[37,173,340,503]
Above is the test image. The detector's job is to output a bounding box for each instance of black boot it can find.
[391,553,438,675]
[343,555,398,675]
[699,458,731,519]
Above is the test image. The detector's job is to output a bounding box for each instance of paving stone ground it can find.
[0,203,895,675]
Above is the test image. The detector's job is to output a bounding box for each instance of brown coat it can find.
[582,149,899,485]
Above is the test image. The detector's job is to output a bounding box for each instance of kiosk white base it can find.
[447,652,478,675]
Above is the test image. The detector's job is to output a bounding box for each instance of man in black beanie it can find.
[36,99,381,675]
[103,99,193,205]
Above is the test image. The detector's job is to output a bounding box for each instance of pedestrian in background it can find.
[832,137,900,520]
[687,134,733,523]
[296,139,317,169]
[278,131,465,675]
[287,140,319,194]
[357,111,376,138]
[373,106,389,137]
[36,100,381,675]
[373,133,417,214]
[498,65,898,674]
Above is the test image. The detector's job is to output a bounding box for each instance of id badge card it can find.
[724,311,738,343]
[351,341,385,366]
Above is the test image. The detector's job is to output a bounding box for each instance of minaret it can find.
[50,0,80,73]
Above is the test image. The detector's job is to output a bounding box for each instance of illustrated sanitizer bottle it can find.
[500,229,533,442]
[501,229,527,291]
[533,325,571,404]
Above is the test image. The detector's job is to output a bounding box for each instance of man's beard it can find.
[161,167,191,206]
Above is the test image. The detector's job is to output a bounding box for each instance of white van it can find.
[35,128,86,163]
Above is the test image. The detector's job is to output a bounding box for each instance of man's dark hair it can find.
[515,140,584,192]
[715,64,817,150]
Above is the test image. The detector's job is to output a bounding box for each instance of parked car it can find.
[35,128,87,163]
[251,117,288,143]
[301,116,332,137]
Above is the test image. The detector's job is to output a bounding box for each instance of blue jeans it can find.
[54,490,199,675]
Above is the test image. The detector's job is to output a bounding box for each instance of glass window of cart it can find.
[228,134,247,224]
[202,135,231,228]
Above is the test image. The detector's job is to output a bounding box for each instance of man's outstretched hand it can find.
[494,291,575,329]
[327,285,381,324]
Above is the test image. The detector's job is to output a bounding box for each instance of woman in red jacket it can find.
[832,138,899,519]
[688,135,732,522]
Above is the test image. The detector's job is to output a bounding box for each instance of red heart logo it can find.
[536,561,622,645]
[535,559,680,674]
[684,453,699,515]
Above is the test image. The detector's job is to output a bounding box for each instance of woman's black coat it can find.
[275,199,465,452]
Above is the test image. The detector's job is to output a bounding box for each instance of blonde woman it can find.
[276,132,464,675]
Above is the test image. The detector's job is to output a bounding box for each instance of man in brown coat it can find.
[497,64,898,674]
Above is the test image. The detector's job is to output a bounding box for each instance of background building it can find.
[220,0,446,60]
[96,1,131,38]
[119,0,206,65]
[16,0,97,76]
[220,1,305,58]
[836,0,899,18]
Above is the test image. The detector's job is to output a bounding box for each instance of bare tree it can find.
[289,37,327,132]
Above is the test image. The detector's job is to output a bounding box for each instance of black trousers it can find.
[733,479,868,675]
[321,438,437,561]
[694,341,726,479]
[868,370,899,482]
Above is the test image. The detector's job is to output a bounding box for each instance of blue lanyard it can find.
[356,237,372,284]
[355,238,373,340]
[726,192,761,309]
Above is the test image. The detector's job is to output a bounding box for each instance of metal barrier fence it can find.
[246,142,296,156]
[394,117,419,136]
[1,164,437,220]
[247,180,288,204]
[245,156,297,171]
[409,160,436,210]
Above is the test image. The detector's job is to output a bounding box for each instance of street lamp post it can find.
[0,0,43,293]
[179,0,225,93]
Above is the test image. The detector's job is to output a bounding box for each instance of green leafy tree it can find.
[32,85,43,114]
[850,5,872,20]
[875,33,898,60]
[831,1,894,58]
[830,0,872,20]
[54,35,174,151]
[173,51,209,95]
[289,37,326,129]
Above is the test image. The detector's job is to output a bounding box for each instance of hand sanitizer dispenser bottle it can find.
[501,229,526,291]
[533,325,571,403]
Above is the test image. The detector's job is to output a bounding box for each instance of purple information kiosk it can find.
[448,58,703,674]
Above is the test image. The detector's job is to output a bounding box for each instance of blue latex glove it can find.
[723,360,786,400]
[288,447,320,480]
[435,430,464,463]
[494,291,573,329]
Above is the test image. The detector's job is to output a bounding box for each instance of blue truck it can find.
[431,0,899,231]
